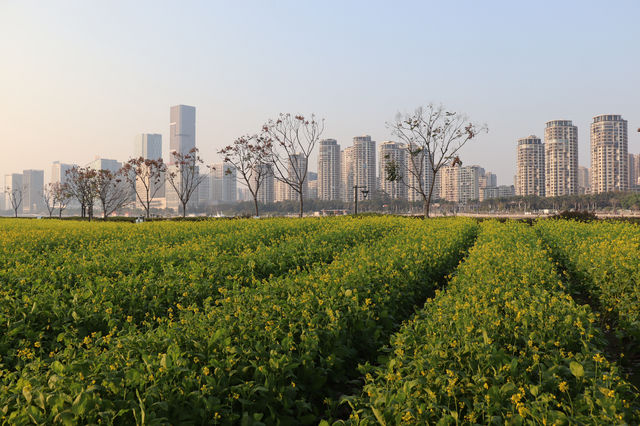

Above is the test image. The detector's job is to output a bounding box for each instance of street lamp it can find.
[353,185,368,215]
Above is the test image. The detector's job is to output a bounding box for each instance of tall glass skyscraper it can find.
[135,133,162,160]
[169,105,196,160]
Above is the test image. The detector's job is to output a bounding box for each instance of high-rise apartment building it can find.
[254,164,274,204]
[478,171,497,201]
[577,166,590,194]
[341,146,355,202]
[287,154,309,200]
[378,141,407,200]
[274,180,288,202]
[307,179,318,200]
[210,163,237,204]
[4,173,23,214]
[22,169,44,214]
[405,144,436,203]
[353,135,376,201]
[135,134,162,160]
[169,105,196,159]
[51,161,75,185]
[317,139,341,201]
[198,174,211,207]
[459,165,483,203]
[591,114,628,193]
[237,187,252,202]
[544,120,578,197]
[628,153,640,188]
[516,135,545,196]
[440,163,460,202]
[273,154,309,201]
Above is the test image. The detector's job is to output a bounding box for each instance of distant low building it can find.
[482,185,515,200]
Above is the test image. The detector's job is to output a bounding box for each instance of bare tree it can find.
[52,182,71,218]
[219,135,272,217]
[5,186,23,217]
[166,147,207,217]
[42,183,56,218]
[65,166,98,220]
[262,113,324,217]
[95,169,131,218]
[123,157,166,218]
[385,104,486,217]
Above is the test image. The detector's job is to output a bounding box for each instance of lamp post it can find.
[353,185,369,215]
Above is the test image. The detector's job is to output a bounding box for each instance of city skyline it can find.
[1,1,638,186]
[3,109,637,214]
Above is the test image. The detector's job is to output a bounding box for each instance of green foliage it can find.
[348,221,640,424]
[1,218,639,424]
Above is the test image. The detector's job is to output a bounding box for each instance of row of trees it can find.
[3,149,206,220]
[220,114,324,218]
[4,105,484,219]
[221,106,484,218]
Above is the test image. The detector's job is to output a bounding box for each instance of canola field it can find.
[0,217,638,424]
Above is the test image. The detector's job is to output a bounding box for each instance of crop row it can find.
[0,217,478,424]
[535,220,640,344]
[0,217,398,374]
[347,221,640,424]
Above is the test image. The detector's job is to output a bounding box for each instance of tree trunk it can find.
[299,192,304,218]
[14,209,18,218]
[182,201,187,218]
[253,197,260,217]
[424,177,436,219]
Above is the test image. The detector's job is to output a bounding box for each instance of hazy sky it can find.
[1,0,638,185]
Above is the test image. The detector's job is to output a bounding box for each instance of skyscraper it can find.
[307,178,318,200]
[378,141,407,200]
[340,146,355,202]
[287,153,309,200]
[544,120,578,197]
[591,114,628,193]
[4,173,23,214]
[169,105,196,159]
[404,144,438,203]
[353,135,376,201]
[516,136,545,197]
[51,161,74,185]
[135,134,162,160]
[274,180,288,202]
[578,166,590,194]
[167,105,197,212]
[628,153,640,189]
[22,170,44,214]
[440,163,460,202]
[254,164,274,204]
[459,165,483,203]
[318,139,341,201]
[479,172,498,201]
[210,163,237,204]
